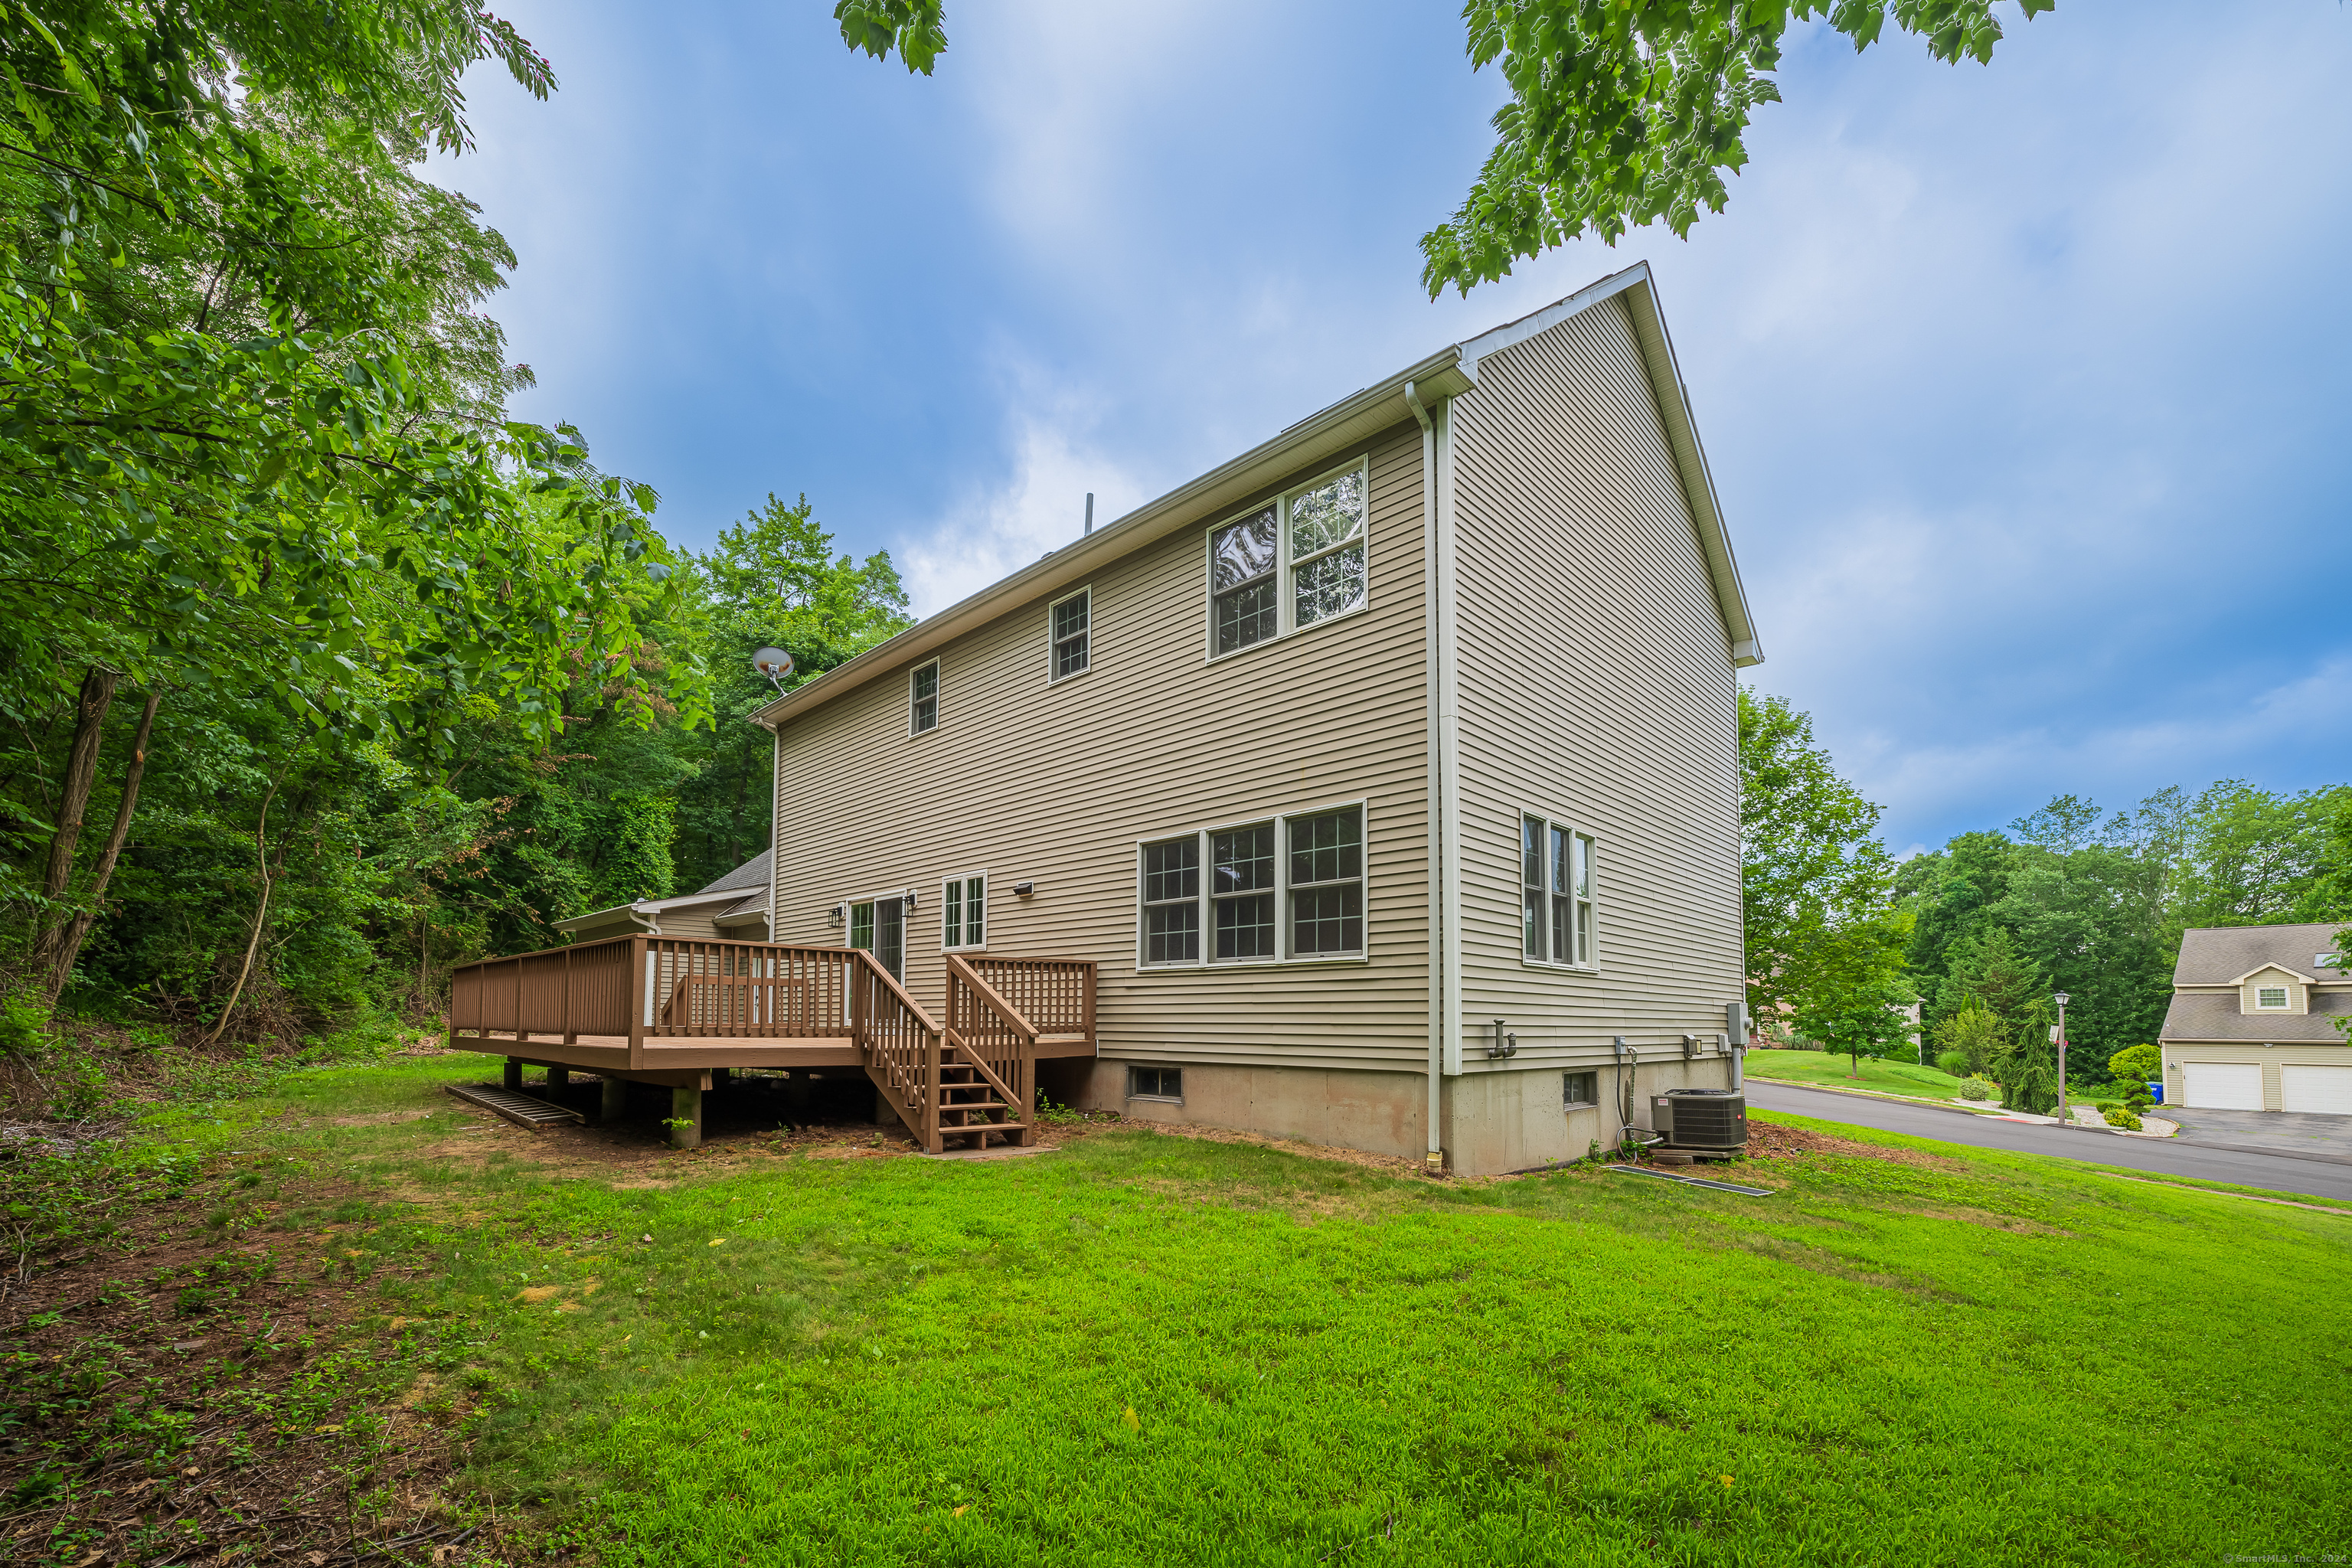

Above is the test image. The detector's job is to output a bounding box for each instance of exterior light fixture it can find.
[2052,992,2072,1129]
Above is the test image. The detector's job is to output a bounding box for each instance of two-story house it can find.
[735,261,1760,1175]
[2161,923,2352,1113]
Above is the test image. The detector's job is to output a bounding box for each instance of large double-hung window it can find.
[1207,459,1368,658]
[1138,804,1366,968]
[1520,812,1598,969]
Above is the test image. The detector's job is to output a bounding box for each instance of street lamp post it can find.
[2053,991,2071,1128]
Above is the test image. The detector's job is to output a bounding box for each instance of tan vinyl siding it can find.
[1446,295,1743,1071]
[769,425,1431,1072]
[652,906,724,942]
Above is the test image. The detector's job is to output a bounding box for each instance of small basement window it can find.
[1129,1065,1183,1102]
[2256,985,2290,1009]
[1563,1070,1598,1108]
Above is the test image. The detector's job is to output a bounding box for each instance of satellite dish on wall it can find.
[751,646,794,692]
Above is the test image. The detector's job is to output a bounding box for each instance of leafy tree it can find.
[834,1,2058,296]
[1903,831,2016,1015]
[2171,781,2352,929]
[1791,958,1917,1079]
[671,494,910,889]
[1992,1007,2060,1116]
[1936,925,2044,1034]
[1931,1005,2005,1078]
[1737,689,1903,1029]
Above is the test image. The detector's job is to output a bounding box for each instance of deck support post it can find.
[668,1083,703,1151]
[599,1076,628,1124]
[547,1067,570,1090]
[502,1057,523,1091]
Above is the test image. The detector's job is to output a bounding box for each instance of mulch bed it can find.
[0,1146,510,1568]
[1739,1118,1967,1169]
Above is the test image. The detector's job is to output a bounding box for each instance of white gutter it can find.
[1408,378,1445,1173]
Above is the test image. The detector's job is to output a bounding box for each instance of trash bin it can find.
[2147,1080,2164,1105]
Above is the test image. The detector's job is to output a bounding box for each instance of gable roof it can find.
[2161,988,2352,1044]
[551,850,773,935]
[2174,923,2349,987]
[747,261,1759,732]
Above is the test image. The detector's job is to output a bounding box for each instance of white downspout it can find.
[1408,379,1444,1174]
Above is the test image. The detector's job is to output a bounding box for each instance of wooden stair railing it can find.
[940,955,1040,1152]
[849,950,944,1152]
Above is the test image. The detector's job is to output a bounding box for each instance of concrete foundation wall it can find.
[1067,1051,1738,1177]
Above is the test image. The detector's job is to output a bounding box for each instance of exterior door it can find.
[2281,1065,2352,1115]
[2181,1061,2263,1111]
[848,897,907,985]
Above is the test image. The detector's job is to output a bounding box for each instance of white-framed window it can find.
[942,872,987,951]
[1136,802,1367,969]
[1129,1065,1183,1102]
[1205,457,1369,660]
[910,659,940,734]
[1520,812,1597,969]
[2256,985,2290,1010]
[1049,586,1092,681]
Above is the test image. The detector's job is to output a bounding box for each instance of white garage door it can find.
[2281,1066,2352,1116]
[2182,1062,2264,1111]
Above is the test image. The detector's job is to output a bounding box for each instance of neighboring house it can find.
[2160,923,2352,1113]
[741,260,1759,1175]
[554,849,773,945]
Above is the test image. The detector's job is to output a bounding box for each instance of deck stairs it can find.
[854,952,1089,1155]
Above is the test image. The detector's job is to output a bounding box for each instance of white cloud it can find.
[895,374,1152,615]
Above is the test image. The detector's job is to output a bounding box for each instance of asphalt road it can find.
[1743,1080,2352,1205]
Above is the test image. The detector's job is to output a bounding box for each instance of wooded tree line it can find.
[0,2,906,1050]
[1743,688,2352,1108]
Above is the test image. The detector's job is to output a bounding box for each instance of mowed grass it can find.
[147,1061,2350,1566]
[1743,1051,1978,1103]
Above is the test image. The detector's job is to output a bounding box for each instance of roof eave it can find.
[746,345,1476,730]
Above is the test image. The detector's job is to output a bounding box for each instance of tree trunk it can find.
[44,691,162,1001]
[203,776,282,1048]
[32,667,119,965]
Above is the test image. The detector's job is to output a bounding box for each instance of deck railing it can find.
[449,939,1089,1144]
[946,954,1037,1142]
[449,934,863,1067]
[964,956,1095,1037]
[851,949,944,1146]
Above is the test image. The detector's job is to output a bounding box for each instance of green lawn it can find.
[1743,1050,1981,1103]
[80,1061,2352,1564]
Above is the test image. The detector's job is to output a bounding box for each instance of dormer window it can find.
[2256,986,2290,1010]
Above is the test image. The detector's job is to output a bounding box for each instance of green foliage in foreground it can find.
[129,1062,2352,1566]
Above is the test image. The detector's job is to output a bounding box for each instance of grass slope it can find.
[1744,1052,1978,1102]
[83,1062,2352,1565]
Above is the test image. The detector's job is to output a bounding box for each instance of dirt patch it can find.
[1739,1119,1969,1171]
[0,1158,496,1566]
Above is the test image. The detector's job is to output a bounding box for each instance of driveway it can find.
[2162,1106,2352,1160]
[1741,1080,2352,1205]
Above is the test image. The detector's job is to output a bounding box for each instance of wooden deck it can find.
[447,1029,1098,1078]
[445,937,1096,1148]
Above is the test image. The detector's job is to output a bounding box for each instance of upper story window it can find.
[1207,459,1369,659]
[942,873,986,950]
[1138,803,1367,969]
[2256,985,2290,1010]
[1050,588,1092,681]
[1521,812,1597,969]
[910,659,940,734]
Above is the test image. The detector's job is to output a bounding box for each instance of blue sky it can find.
[433,0,2352,854]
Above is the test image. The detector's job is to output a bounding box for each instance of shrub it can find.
[1936,1050,1969,1078]
[2096,1102,2143,1132]
[2108,1042,2161,1088]
[0,988,50,1056]
[1958,1077,1993,1102]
